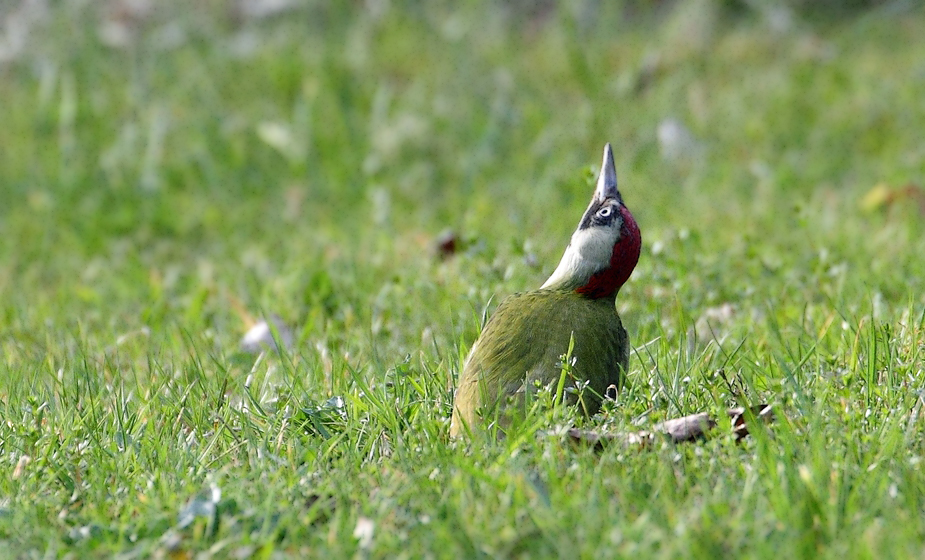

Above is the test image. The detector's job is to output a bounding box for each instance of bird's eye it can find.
[596,206,612,219]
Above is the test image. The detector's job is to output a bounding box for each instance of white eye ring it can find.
[597,206,612,218]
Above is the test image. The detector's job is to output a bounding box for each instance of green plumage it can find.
[450,289,628,436]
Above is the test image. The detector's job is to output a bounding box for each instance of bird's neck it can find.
[541,206,641,300]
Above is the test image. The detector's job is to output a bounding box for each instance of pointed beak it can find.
[595,143,619,202]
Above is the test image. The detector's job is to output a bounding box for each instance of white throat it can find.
[540,226,616,291]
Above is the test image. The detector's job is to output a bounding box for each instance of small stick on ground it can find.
[563,404,774,449]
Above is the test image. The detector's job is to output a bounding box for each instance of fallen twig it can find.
[563,404,774,449]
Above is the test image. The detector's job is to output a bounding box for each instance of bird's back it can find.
[450,289,628,436]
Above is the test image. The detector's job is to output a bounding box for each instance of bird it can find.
[450,143,641,437]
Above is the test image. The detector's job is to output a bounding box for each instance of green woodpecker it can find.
[450,143,641,437]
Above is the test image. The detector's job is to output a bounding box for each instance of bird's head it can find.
[540,143,641,299]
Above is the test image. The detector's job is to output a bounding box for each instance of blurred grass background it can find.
[2,0,925,556]
[4,0,922,357]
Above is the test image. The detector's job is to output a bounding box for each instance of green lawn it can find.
[2,1,925,557]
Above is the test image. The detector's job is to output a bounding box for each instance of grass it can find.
[2,0,925,557]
